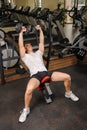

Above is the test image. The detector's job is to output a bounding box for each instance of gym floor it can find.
[0,64,87,130]
[0,24,87,130]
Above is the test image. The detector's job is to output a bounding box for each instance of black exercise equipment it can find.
[81,6,87,23]
[38,76,53,104]
[69,0,87,27]
[73,33,87,60]
[45,9,71,59]
[22,6,30,15]
[52,3,67,26]
[0,29,20,84]
[0,0,8,18]
[7,6,43,42]
[2,38,19,68]
[53,4,87,61]
[45,14,53,69]
[37,8,50,20]
[16,6,31,25]
[25,7,42,25]
[29,7,41,17]
[0,43,6,85]
[59,30,87,61]
[0,4,18,27]
[0,29,19,68]
[71,0,78,26]
[0,29,6,84]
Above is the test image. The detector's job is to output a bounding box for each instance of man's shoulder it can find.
[36,50,43,55]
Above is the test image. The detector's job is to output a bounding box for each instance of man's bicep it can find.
[19,47,25,58]
[39,42,44,53]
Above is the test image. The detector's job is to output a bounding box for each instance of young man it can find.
[18,25,79,123]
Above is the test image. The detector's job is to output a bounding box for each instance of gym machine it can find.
[0,4,18,27]
[69,0,87,28]
[14,6,31,25]
[36,8,70,51]
[58,0,87,60]
[59,21,87,62]
[0,29,20,84]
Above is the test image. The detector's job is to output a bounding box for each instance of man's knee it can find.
[66,74,71,81]
[25,88,33,96]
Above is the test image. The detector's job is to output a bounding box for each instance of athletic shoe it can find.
[65,91,79,101]
[19,108,30,123]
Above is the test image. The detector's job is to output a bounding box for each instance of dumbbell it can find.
[16,23,23,33]
[37,20,46,32]
[16,23,37,34]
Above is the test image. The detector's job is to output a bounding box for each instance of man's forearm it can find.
[18,32,24,48]
[39,29,44,44]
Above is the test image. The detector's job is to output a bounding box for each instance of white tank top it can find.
[22,50,47,76]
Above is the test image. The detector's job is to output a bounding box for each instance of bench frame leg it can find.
[42,83,53,104]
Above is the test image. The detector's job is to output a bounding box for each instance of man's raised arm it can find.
[36,25,44,53]
[18,27,26,58]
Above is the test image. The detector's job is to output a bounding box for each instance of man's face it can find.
[25,43,33,53]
